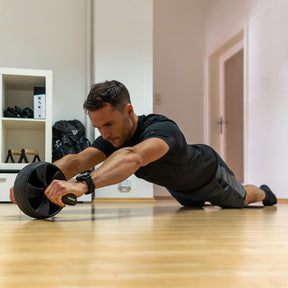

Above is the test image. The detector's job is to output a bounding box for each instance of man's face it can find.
[88,103,134,147]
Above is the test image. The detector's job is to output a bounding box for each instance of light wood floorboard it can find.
[0,199,287,288]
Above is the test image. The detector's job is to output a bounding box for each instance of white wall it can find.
[93,0,154,198]
[0,0,88,124]
[94,0,153,116]
[248,0,288,198]
[205,0,288,199]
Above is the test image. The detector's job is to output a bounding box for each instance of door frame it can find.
[204,23,249,183]
[219,40,244,160]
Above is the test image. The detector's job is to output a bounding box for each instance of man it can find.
[10,80,277,208]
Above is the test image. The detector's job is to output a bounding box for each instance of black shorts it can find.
[168,161,246,208]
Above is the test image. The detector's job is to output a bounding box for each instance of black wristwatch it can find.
[76,172,95,195]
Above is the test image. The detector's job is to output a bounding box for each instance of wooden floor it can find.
[0,199,287,288]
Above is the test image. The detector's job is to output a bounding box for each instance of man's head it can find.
[83,80,131,112]
[84,81,137,147]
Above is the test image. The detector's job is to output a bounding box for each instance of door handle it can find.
[217,116,228,134]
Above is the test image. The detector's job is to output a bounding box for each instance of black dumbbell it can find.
[14,162,77,219]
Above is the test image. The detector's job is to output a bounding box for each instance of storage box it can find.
[33,87,46,119]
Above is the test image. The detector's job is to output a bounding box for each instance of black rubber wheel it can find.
[14,162,66,219]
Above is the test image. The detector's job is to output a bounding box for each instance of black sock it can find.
[260,185,277,206]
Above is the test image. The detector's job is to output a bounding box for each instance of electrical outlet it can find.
[155,93,161,105]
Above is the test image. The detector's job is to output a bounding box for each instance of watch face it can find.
[82,172,90,179]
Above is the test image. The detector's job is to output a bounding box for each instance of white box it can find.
[33,94,46,119]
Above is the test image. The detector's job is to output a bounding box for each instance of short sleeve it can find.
[91,136,117,157]
[141,121,185,151]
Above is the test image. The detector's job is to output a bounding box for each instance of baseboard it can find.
[154,196,174,200]
[92,196,288,204]
[155,196,288,203]
[93,197,156,203]
[277,199,288,203]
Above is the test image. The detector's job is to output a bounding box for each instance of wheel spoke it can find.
[35,164,48,187]
[36,196,50,215]
[49,169,66,182]
[26,182,45,199]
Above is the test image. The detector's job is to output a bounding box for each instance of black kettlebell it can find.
[14,162,77,219]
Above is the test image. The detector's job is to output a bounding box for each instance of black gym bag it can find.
[52,119,90,162]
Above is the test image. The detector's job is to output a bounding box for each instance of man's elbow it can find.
[121,148,143,169]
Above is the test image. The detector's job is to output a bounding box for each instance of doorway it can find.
[221,47,244,182]
[205,29,246,183]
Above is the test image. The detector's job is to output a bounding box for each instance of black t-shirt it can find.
[92,114,218,191]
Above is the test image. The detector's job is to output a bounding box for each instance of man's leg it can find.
[244,184,277,206]
[243,185,265,205]
[211,149,277,207]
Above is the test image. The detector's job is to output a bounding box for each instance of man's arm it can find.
[9,147,106,204]
[53,147,107,180]
[44,138,169,206]
[90,137,169,189]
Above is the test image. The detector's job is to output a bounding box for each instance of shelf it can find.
[1,118,45,130]
[0,67,52,170]
[0,163,27,171]
[2,74,45,91]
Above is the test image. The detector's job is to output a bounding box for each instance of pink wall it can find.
[153,0,206,145]
[205,0,268,52]
[153,0,206,196]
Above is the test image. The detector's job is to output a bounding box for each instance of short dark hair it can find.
[83,80,131,112]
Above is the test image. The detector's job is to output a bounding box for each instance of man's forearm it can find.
[53,154,83,180]
[91,148,141,189]
[53,147,107,180]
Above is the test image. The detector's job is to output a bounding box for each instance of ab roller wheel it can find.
[14,162,77,219]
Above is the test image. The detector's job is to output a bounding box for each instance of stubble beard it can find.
[110,116,133,148]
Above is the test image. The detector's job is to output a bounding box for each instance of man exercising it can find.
[10,80,277,208]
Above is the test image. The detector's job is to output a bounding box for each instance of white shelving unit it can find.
[0,67,52,201]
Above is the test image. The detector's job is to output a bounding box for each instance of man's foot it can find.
[260,185,277,206]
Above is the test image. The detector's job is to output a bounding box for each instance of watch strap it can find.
[76,172,95,195]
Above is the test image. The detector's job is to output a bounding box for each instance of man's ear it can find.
[125,103,134,116]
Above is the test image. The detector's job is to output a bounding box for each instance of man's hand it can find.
[44,180,88,207]
[10,187,16,204]
[10,180,87,207]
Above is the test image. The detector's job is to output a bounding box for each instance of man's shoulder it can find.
[137,114,183,147]
[139,114,177,129]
